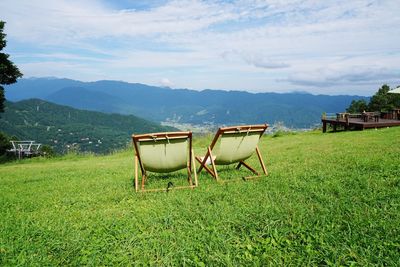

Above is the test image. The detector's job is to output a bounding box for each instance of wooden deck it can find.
[321,117,400,132]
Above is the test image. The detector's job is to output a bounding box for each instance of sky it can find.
[1,0,399,96]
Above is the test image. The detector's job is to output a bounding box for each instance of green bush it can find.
[0,131,11,154]
[0,131,13,163]
[39,144,55,157]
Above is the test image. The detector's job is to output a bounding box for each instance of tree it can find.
[0,131,13,163]
[346,99,368,113]
[0,21,22,113]
[0,131,11,155]
[368,84,400,112]
[345,84,400,113]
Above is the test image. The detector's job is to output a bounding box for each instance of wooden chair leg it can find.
[195,156,203,173]
[134,155,139,192]
[141,173,147,191]
[195,156,216,177]
[187,166,193,186]
[196,157,204,173]
[256,146,268,175]
[208,147,218,180]
[195,156,208,173]
[240,161,259,175]
[196,150,210,173]
[192,149,198,187]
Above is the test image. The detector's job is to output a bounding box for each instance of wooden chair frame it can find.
[132,131,198,192]
[196,124,268,181]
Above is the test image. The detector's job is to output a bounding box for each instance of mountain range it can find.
[5,77,368,128]
[0,99,174,154]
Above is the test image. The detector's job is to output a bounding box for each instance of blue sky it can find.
[1,0,399,95]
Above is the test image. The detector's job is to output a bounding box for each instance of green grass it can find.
[1,127,399,266]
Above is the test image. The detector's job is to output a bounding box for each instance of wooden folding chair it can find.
[196,124,268,181]
[132,131,198,192]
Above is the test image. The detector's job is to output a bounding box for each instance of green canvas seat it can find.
[132,131,197,192]
[196,124,268,181]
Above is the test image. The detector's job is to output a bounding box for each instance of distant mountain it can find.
[5,78,369,128]
[0,99,175,154]
[5,77,85,101]
[45,86,135,114]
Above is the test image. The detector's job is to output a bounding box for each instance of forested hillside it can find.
[5,78,368,128]
[0,99,175,154]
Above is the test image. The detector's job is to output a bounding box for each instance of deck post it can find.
[322,121,327,133]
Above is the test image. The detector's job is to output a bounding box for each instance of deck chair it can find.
[132,131,198,192]
[196,124,268,181]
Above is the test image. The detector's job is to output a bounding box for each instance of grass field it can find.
[1,127,399,265]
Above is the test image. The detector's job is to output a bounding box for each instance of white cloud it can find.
[287,67,399,86]
[1,0,399,95]
[1,0,238,42]
[160,78,173,87]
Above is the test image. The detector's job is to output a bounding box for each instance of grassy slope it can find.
[0,128,399,265]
